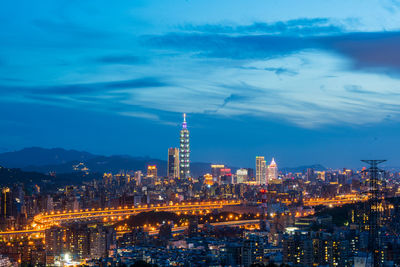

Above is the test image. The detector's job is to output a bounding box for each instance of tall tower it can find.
[361,160,386,267]
[256,156,267,185]
[167,148,180,180]
[179,113,190,179]
[267,158,278,182]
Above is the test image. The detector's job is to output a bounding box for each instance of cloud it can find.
[148,24,400,75]
[0,77,169,96]
[183,18,344,36]
[3,14,400,129]
[264,67,298,76]
[147,33,316,59]
[95,54,145,65]
[327,31,400,71]
[119,111,160,120]
[204,93,251,114]
[119,50,400,128]
[119,111,177,126]
[344,85,378,95]
[381,0,400,13]
[239,66,298,76]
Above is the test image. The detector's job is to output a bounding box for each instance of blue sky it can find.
[1,0,400,168]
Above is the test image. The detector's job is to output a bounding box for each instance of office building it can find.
[242,234,266,266]
[220,168,232,184]
[236,168,248,184]
[134,171,143,186]
[307,168,315,182]
[282,230,313,266]
[204,174,214,186]
[256,156,267,185]
[167,148,180,180]
[147,165,157,178]
[211,165,225,181]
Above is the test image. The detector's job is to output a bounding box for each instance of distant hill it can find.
[0,147,325,177]
[0,147,97,168]
[280,164,326,173]
[0,165,49,186]
[0,165,101,191]
[0,148,212,177]
[25,156,213,178]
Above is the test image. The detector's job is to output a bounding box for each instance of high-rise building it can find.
[267,158,278,182]
[147,165,157,178]
[307,168,315,182]
[246,168,254,180]
[179,113,190,179]
[134,171,143,186]
[204,174,214,186]
[256,156,267,185]
[45,226,63,265]
[188,218,199,238]
[283,230,313,266]
[167,148,180,180]
[242,233,265,266]
[211,165,225,181]
[236,168,248,184]
[1,187,12,219]
[220,168,233,184]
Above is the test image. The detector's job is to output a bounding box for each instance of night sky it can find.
[1,0,400,168]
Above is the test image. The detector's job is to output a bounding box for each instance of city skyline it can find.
[1,1,400,266]
[1,1,400,169]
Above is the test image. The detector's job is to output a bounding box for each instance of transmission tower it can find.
[361,160,386,267]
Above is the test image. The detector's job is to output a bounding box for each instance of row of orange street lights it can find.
[42,200,241,216]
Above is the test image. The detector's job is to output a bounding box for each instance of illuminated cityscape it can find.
[2,1,400,266]
[0,113,398,266]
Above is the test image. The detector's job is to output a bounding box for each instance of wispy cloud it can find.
[119,111,177,126]
[114,50,400,127]
[0,77,169,96]
[94,54,146,65]
[119,111,160,120]
[328,31,400,71]
[182,18,345,36]
[2,12,400,129]
[148,21,400,73]
[344,85,378,94]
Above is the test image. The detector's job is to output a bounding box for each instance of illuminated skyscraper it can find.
[147,165,157,178]
[1,187,11,219]
[204,173,213,186]
[236,168,248,184]
[267,158,278,182]
[134,171,143,186]
[179,113,190,179]
[256,156,267,185]
[167,148,180,179]
[211,164,225,181]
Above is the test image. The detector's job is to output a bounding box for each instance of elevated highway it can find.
[0,200,241,236]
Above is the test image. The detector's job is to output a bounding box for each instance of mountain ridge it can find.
[0,147,326,177]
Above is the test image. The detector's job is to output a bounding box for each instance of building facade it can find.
[256,156,267,185]
[179,113,190,179]
[147,165,157,178]
[267,158,278,182]
[167,148,180,180]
